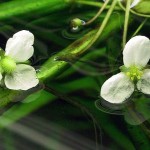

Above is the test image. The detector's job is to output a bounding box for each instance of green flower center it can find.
[0,56,16,74]
[120,65,143,81]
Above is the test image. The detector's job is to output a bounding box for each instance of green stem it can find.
[132,18,148,37]
[85,0,110,25]
[123,0,131,48]
[81,0,118,53]
[118,0,150,18]
[37,0,121,82]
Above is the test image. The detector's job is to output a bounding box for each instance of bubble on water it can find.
[81,20,86,25]
[72,26,79,32]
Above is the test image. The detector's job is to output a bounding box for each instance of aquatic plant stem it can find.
[85,0,110,25]
[118,0,150,18]
[82,0,118,53]
[132,18,148,37]
[122,0,131,48]
[37,0,120,81]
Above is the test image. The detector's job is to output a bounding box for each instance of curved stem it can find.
[37,0,118,81]
[122,0,131,48]
[118,0,150,18]
[85,0,110,26]
[132,18,148,37]
[80,0,117,54]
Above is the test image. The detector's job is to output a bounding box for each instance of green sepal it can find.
[119,65,128,72]
[0,48,5,58]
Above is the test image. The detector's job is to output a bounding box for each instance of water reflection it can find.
[95,95,150,126]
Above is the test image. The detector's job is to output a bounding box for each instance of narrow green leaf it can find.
[0,0,68,20]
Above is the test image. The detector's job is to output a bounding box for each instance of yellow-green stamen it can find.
[124,66,143,81]
[0,56,16,74]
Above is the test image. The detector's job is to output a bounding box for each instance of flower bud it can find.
[70,18,85,31]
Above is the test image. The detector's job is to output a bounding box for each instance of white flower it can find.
[101,36,150,104]
[130,0,141,8]
[0,30,39,90]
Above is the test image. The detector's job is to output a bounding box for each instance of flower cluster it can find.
[0,30,39,90]
[101,36,150,104]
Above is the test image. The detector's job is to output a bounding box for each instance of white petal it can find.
[5,30,34,62]
[5,64,39,90]
[137,69,150,94]
[100,73,134,103]
[0,73,2,81]
[130,0,140,8]
[123,36,150,68]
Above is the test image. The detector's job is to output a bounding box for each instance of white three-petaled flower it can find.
[101,36,150,103]
[0,30,39,90]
